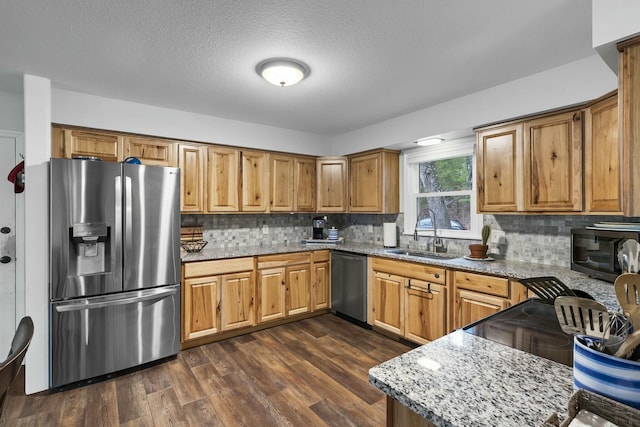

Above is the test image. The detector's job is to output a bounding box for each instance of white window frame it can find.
[402,136,483,240]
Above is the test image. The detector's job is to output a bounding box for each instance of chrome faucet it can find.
[414,208,446,253]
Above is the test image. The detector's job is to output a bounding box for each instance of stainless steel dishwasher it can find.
[331,250,368,325]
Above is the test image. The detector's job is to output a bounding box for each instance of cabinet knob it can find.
[434,273,440,279]
[1,255,11,264]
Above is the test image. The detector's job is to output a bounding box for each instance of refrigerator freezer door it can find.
[50,158,123,300]
[123,164,180,291]
[50,284,180,387]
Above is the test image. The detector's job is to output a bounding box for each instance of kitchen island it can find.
[369,329,574,426]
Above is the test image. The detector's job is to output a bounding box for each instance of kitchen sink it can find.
[382,249,459,260]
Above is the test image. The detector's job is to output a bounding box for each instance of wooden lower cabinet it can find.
[220,271,255,331]
[257,252,314,324]
[257,267,287,323]
[404,279,446,345]
[370,257,447,344]
[286,265,311,316]
[183,275,220,341]
[372,272,404,335]
[454,289,509,329]
[451,270,522,329]
[311,250,331,310]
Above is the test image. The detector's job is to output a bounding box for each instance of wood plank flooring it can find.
[0,314,412,427]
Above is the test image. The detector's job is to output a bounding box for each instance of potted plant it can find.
[469,225,491,258]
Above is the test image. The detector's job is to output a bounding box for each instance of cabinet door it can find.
[269,154,295,212]
[294,157,316,212]
[179,144,204,213]
[523,111,583,211]
[454,289,509,330]
[349,152,382,212]
[241,150,269,212]
[257,267,286,323]
[476,124,523,212]
[286,265,311,316]
[206,146,240,212]
[372,272,404,335]
[585,94,621,213]
[220,271,255,331]
[404,279,447,345]
[312,261,330,311]
[183,276,220,341]
[124,136,177,167]
[59,129,123,162]
[316,158,348,212]
[619,38,640,216]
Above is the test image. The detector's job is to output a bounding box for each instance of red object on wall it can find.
[7,161,24,193]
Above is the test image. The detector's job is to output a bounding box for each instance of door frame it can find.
[0,130,25,329]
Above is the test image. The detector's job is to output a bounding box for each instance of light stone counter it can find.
[369,330,574,426]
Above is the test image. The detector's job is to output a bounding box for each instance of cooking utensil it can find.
[614,273,640,328]
[554,296,610,341]
[613,329,640,359]
[518,276,577,304]
[621,240,640,273]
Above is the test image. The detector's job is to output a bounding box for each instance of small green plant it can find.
[481,225,491,246]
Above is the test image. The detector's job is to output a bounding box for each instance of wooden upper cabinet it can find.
[179,144,205,213]
[294,157,316,212]
[52,127,123,162]
[585,92,621,213]
[206,146,240,212]
[476,124,523,212]
[618,37,640,216]
[523,110,583,212]
[317,157,348,212]
[269,154,295,212]
[349,150,399,213]
[241,150,269,212]
[124,136,177,167]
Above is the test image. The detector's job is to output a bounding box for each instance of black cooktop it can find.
[463,299,574,366]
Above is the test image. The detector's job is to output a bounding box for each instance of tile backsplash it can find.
[183,213,628,268]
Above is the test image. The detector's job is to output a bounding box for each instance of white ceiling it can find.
[0,0,595,137]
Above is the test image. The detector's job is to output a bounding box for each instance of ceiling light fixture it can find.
[256,58,310,87]
[415,137,444,146]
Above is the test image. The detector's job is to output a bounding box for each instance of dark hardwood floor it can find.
[0,314,411,427]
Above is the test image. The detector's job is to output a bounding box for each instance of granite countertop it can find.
[369,330,574,426]
[182,241,618,309]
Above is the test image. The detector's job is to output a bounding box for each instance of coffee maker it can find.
[312,216,326,239]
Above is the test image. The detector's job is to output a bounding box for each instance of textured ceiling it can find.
[0,0,595,136]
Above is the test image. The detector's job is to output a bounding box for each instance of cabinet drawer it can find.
[371,257,446,284]
[313,250,331,263]
[184,257,254,278]
[257,252,312,269]
[454,271,509,298]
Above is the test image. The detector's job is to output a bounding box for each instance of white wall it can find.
[0,90,24,132]
[52,89,332,156]
[330,54,617,155]
[23,75,51,394]
[592,0,640,71]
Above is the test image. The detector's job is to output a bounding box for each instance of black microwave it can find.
[571,228,640,282]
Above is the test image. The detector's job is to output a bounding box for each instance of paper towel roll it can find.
[383,223,397,247]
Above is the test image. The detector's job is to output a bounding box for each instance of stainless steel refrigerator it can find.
[49,157,181,388]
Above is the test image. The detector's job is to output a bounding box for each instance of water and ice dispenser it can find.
[69,223,110,276]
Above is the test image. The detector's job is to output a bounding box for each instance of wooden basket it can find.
[542,389,640,427]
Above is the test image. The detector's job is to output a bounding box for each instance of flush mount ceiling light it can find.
[415,137,444,146]
[256,58,310,87]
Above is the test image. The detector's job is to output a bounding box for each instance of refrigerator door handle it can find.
[54,286,178,312]
[114,175,123,278]
[124,175,133,263]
